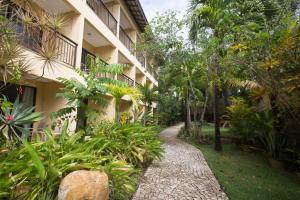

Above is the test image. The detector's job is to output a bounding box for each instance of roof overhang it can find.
[124,0,148,32]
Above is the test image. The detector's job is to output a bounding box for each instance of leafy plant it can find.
[93,122,164,168]
[0,1,29,85]
[138,83,158,125]
[120,112,132,125]
[0,121,163,200]
[56,57,126,130]
[0,96,43,145]
[107,84,141,124]
[225,97,256,143]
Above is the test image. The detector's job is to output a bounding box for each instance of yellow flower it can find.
[230,43,248,51]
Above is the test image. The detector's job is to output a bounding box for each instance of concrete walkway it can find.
[132,124,228,200]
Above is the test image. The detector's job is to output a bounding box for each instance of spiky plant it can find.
[0,96,43,146]
[0,0,72,86]
[0,0,29,86]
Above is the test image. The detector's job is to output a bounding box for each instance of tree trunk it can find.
[115,100,120,124]
[186,93,192,133]
[193,103,197,122]
[182,99,187,128]
[143,105,148,126]
[76,101,87,131]
[200,95,208,124]
[270,94,283,159]
[222,84,230,107]
[214,84,222,151]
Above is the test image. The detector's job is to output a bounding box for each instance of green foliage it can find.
[93,123,163,168]
[0,96,43,145]
[0,1,29,84]
[55,60,127,128]
[107,84,141,123]
[187,0,300,158]
[157,95,182,126]
[0,122,163,200]
[225,97,257,143]
[138,83,158,125]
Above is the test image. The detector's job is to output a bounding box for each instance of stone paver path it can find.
[132,124,228,200]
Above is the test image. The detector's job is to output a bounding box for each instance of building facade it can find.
[1,0,158,132]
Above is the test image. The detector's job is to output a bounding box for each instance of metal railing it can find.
[1,4,77,67]
[81,49,96,73]
[119,26,134,54]
[86,0,117,35]
[55,33,77,67]
[137,53,145,68]
[118,74,134,87]
[135,82,142,88]
[81,48,113,78]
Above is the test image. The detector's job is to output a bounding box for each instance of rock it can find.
[58,170,109,200]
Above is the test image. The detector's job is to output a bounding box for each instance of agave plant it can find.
[0,96,43,144]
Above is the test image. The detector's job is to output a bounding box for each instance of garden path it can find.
[132,124,228,200]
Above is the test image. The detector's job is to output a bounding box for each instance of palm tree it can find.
[107,84,141,124]
[189,0,231,151]
[138,83,157,125]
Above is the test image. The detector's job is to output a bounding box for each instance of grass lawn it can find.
[189,125,300,200]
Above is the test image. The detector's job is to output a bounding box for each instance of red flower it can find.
[5,115,14,122]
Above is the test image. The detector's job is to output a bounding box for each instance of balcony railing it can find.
[135,82,142,88]
[119,26,134,54]
[81,48,113,78]
[118,74,134,87]
[81,49,96,73]
[87,0,117,35]
[137,53,145,68]
[1,4,77,67]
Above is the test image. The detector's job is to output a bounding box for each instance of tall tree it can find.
[189,0,233,151]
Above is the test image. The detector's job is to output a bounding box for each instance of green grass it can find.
[187,125,300,200]
[201,124,232,138]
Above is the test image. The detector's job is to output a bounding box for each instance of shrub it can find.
[93,122,164,168]
[225,97,257,143]
[0,122,163,200]
[158,95,182,126]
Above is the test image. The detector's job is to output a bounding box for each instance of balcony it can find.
[81,49,96,73]
[81,48,111,78]
[119,26,134,54]
[117,74,134,87]
[2,4,77,67]
[86,0,117,35]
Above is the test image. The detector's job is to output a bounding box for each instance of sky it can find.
[139,0,189,21]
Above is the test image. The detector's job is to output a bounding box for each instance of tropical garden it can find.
[135,0,300,199]
[1,0,300,199]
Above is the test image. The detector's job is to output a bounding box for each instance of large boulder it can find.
[58,170,109,200]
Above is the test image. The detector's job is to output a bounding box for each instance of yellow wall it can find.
[12,0,159,131]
